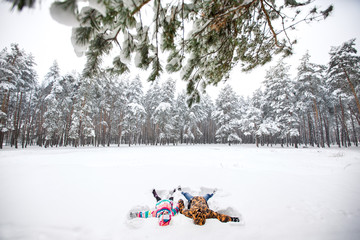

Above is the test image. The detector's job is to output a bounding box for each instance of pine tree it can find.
[172,92,188,144]
[197,94,215,144]
[0,44,37,148]
[9,0,333,104]
[59,73,79,146]
[68,76,96,147]
[113,76,128,146]
[295,52,327,147]
[328,39,360,118]
[150,78,177,145]
[122,76,145,145]
[327,39,360,147]
[123,102,146,146]
[262,60,299,147]
[42,62,64,147]
[240,93,263,146]
[213,85,242,145]
[142,80,162,145]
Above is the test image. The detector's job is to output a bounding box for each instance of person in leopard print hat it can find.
[177,187,240,226]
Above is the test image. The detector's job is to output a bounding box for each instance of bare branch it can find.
[260,0,281,48]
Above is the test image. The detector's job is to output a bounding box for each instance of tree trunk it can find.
[339,97,351,147]
[343,68,360,115]
[349,108,358,147]
[319,109,325,148]
[348,104,360,127]
[13,92,23,149]
[307,113,314,147]
[334,106,341,147]
[37,102,45,147]
[302,114,308,146]
[64,104,74,146]
[313,100,320,147]
[323,114,331,148]
[0,90,11,149]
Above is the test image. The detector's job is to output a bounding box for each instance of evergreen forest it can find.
[0,39,359,149]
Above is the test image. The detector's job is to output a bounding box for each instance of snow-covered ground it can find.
[0,144,359,240]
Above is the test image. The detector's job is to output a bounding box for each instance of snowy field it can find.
[0,144,360,240]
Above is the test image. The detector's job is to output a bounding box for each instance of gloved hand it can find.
[231,217,240,222]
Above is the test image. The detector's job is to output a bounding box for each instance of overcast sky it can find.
[0,0,359,98]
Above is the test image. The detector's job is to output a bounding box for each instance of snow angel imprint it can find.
[178,187,240,226]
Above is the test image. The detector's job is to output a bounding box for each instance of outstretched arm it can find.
[131,210,156,218]
[171,202,180,216]
[178,199,194,219]
[178,199,185,213]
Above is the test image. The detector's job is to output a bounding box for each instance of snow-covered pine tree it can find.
[68,77,95,147]
[12,49,37,148]
[197,94,215,144]
[142,80,162,145]
[94,74,122,146]
[113,76,128,146]
[47,72,79,147]
[123,102,146,146]
[59,73,79,146]
[126,75,143,104]
[172,92,187,144]
[122,76,145,146]
[295,52,328,147]
[153,101,173,145]
[171,91,210,144]
[262,60,299,147]
[38,60,61,147]
[152,78,176,145]
[240,92,263,146]
[0,44,37,148]
[42,61,60,91]
[213,84,242,145]
[20,88,38,148]
[182,95,207,144]
[327,39,360,147]
[42,62,64,147]
[9,0,333,104]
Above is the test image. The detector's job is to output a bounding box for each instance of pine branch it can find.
[260,0,281,48]
[131,0,153,16]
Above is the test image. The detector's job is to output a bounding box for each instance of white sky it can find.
[0,0,359,98]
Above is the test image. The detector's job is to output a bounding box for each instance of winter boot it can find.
[152,189,161,202]
[168,188,176,200]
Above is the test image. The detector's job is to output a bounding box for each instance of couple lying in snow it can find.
[129,187,240,226]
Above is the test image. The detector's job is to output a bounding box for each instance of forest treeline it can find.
[0,39,359,149]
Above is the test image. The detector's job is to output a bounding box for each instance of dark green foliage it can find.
[148,56,162,82]
[285,0,311,7]
[108,56,129,75]
[52,0,77,12]
[321,5,334,19]
[74,27,94,46]
[83,34,113,78]
[9,0,333,103]
[7,0,36,10]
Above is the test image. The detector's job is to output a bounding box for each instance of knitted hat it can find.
[159,213,171,226]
